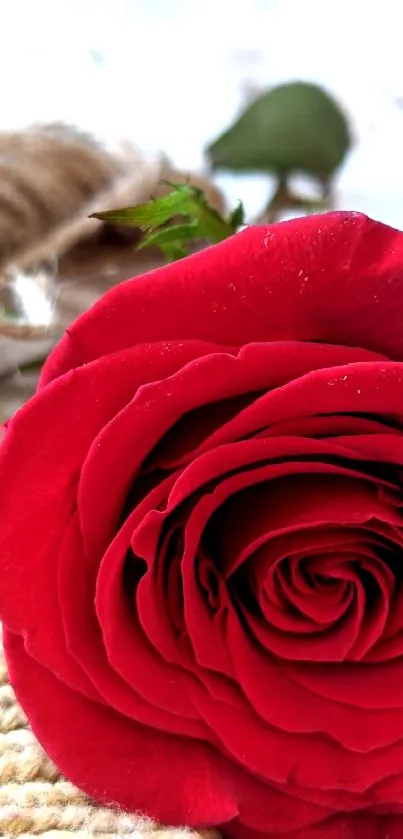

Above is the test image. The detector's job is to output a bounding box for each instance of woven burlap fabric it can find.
[0,630,220,839]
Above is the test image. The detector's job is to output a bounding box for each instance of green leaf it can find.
[160,242,188,261]
[91,183,197,229]
[207,81,351,181]
[228,201,245,232]
[92,182,246,263]
[138,220,199,249]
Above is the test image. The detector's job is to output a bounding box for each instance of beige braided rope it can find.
[0,631,220,839]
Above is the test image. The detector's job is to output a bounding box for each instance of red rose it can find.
[3,211,403,839]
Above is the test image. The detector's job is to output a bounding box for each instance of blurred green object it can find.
[93,182,245,262]
[207,81,351,184]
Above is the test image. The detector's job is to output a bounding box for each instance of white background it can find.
[2,0,403,225]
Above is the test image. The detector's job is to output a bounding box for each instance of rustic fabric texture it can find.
[0,245,162,414]
[0,631,219,839]
[0,123,225,414]
[0,124,225,277]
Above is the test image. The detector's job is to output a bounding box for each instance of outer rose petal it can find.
[0,341,224,626]
[225,813,403,839]
[3,630,239,827]
[41,212,403,386]
[5,630,335,835]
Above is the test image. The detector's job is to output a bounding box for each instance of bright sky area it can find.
[2,0,403,225]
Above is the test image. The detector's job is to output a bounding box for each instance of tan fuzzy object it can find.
[0,124,225,410]
[0,125,225,276]
[0,124,162,275]
[0,628,220,839]
[0,122,163,380]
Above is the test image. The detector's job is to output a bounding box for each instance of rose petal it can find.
[59,512,204,737]
[225,812,393,839]
[40,213,403,388]
[77,343,383,564]
[227,610,403,752]
[187,675,403,792]
[4,630,239,826]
